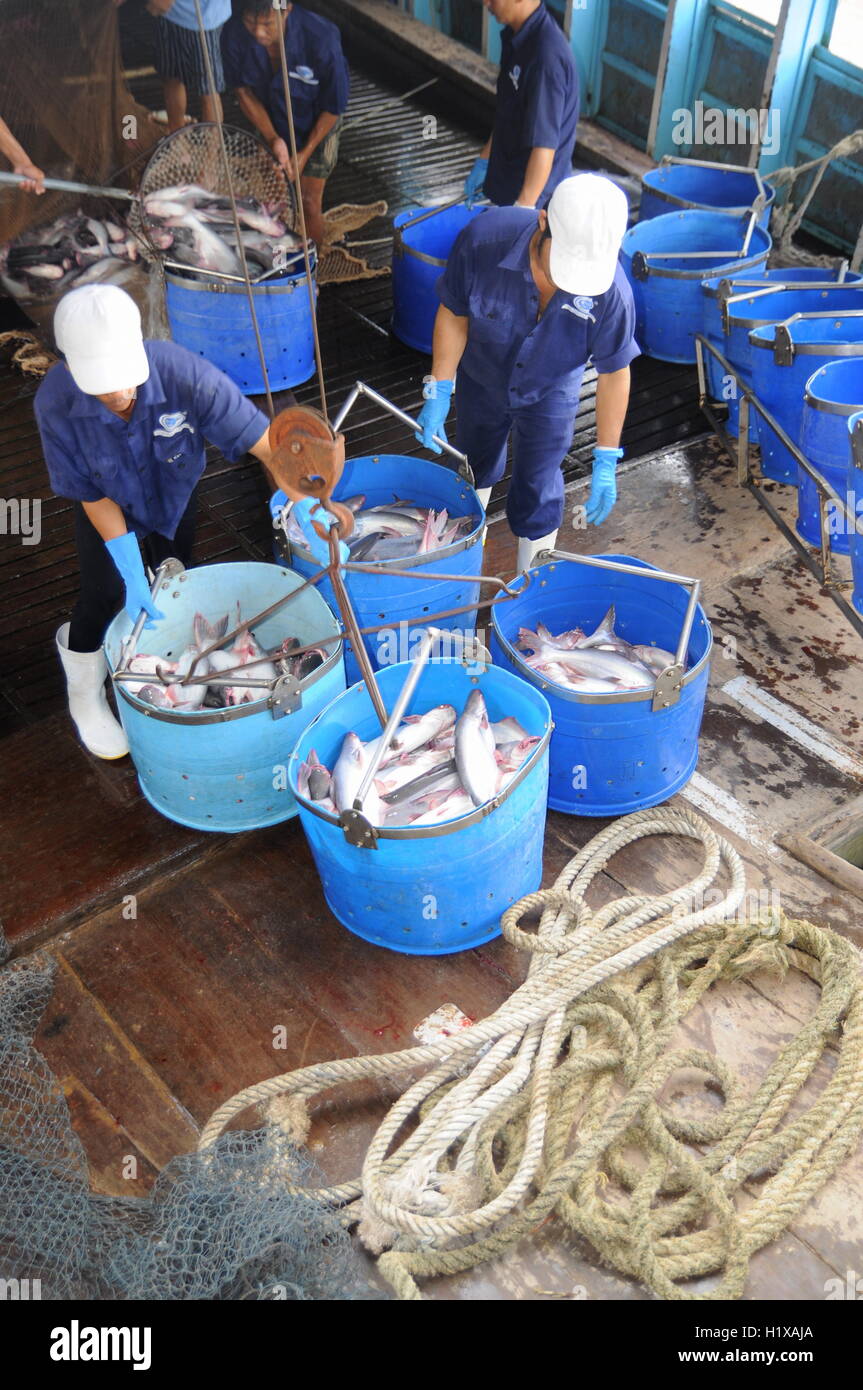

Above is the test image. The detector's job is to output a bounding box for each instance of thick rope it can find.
[769,129,863,271]
[199,808,863,1300]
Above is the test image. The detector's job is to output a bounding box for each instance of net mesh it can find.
[0,932,383,1302]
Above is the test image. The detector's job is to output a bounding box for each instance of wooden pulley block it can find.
[268,405,353,540]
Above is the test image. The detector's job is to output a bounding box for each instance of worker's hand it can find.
[105,533,165,627]
[463,157,488,207]
[146,0,174,15]
[415,379,454,455]
[13,160,45,195]
[287,147,310,182]
[585,446,624,526]
[269,136,291,172]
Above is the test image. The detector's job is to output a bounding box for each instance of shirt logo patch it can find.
[562,297,596,323]
[290,66,319,85]
[509,65,521,91]
[153,411,195,439]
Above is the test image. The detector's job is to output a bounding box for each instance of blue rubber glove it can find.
[290,495,350,572]
[106,532,164,627]
[415,378,454,455]
[464,157,488,207]
[585,447,624,526]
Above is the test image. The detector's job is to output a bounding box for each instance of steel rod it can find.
[0,171,135,199]
[331,380,472,475]
[327,528,389,728]
[353,628,438,808]
[192,0,274,419]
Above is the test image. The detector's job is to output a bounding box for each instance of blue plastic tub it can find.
[700,267,861,430]
[719,282,863,443]
[620,210,771,363]
[749,311,863,482]
[165,257,316,394]
[104,561,345,832]
[490,554,712,815]
[392,202,488,353]
[798,360,863,555]
[274,453,485,686]
[289,659,552,955]
[849,411,863,614]
[640,164,774,227]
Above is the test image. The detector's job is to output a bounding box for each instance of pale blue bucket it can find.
[640,164,774,226]
[105,561,345,832]
[289,658,551,955]
[798,360,863,556]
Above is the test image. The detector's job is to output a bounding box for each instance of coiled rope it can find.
[199,807,863,1300]
[770,129,863,271]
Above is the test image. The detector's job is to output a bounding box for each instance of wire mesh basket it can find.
[130,122,298,268]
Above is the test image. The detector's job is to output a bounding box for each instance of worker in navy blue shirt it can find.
[415,175,638,572]
[34,286,274,761]
[463,0,578,210]
[222,0,350,249]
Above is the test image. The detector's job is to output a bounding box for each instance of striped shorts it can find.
[154,18,226,96]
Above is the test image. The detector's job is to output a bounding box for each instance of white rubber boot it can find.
[56,623,129,760]
[516,530,559,572]
[475,487,492,511]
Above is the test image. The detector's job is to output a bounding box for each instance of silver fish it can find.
[366,704,457,767]
[454,689,499,808]
[332,732,384,821]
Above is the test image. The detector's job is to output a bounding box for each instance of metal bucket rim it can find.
[728,295,863,327]
[641,183,774,219]
[163,264,314,293]
[289,659,552,838]
[114,635,344,723]
[489,560,713,705]
[392,226,448,269]
[803,389,863,417]
[630,251,769,282]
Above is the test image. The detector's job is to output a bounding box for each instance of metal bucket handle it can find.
[658,155,768,200]
[772,308,863,365]
[532,550,702,712]
[631,210,759,280]
[393,196,489,268]
[332,379,475,485]
[342,625,492,849]
[720,277,861,334]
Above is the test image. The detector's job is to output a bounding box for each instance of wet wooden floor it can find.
[2,428,862,1301]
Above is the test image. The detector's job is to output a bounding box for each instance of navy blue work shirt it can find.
[221,7,350,147]
[34,341,269,539]
[485,4,579,207]
[437,208,639,410]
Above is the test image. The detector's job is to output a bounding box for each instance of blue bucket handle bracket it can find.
[114,556,185,676]
[534,549,702,711]
[331,380,476,486]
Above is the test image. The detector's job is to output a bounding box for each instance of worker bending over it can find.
[464,0,578,210]
[34,286,275,761]
[416,174,638,572]
[222,0,350,249]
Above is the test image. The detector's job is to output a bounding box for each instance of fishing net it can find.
[318,200,392,285]
[0,934,384,1301]
[0,0,164,339]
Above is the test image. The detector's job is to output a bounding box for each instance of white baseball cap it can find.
[546,174,630,297]
[54,285,150,395]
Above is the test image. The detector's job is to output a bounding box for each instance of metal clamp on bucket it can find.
[536,550,701,711]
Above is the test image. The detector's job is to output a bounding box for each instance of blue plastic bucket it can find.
[275,454,485,686]
[490,554,712,815]
[640,164,774,227]
[700,267,861,428]
[798,360,863,555]
[392,202,488,353]
[749,311,863,482]
[104,561,345,832]
[721,282,863,442]
[164,257,316,394]
[288,659,552,955]
[620,210,771,363]
[849,412,863,614]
